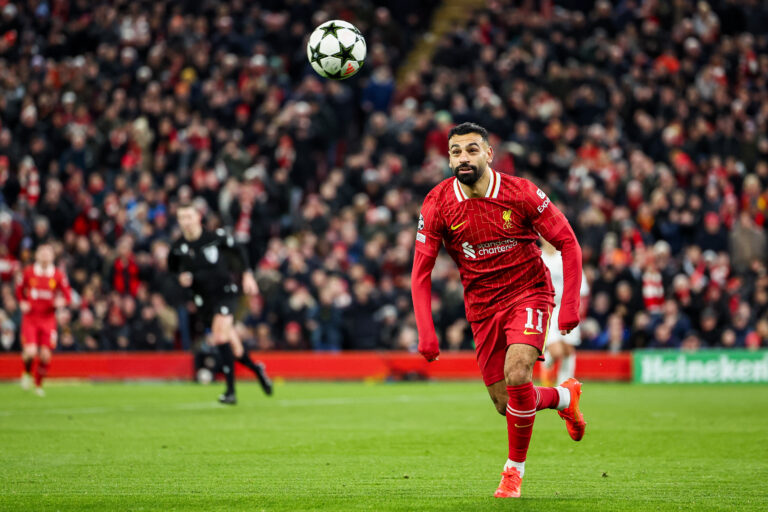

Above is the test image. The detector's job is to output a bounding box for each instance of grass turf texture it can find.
[1,381,767,511]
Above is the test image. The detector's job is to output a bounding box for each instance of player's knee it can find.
[504,361,532,386]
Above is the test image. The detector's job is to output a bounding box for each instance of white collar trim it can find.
[33,263,55,277]
[454,168,500,202]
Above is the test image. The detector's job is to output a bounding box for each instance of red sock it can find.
[35,361,49,387]
[535,386,560,411]
[506,382,536,462]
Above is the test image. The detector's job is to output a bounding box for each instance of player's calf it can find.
[35,359,50,391]
[21,353,34,390]
[216,342,236,400]
[499,382,536,498]
[492,396,506,416]
[20,371,33,391]
[486,381,510,416]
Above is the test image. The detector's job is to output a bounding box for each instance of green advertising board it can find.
[633,350,768,384]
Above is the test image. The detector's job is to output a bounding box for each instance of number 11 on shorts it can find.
[524,307,544,334]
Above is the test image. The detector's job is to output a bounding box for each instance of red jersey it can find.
[415,170,573,322]
[16,264,72,317]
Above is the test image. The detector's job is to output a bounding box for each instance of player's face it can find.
[35,245,54,266]
[177,207,201,237]
[448,133,493,185]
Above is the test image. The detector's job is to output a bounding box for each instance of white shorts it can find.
[545,305,581,347]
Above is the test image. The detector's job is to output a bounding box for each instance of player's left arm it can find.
[219,228,259,295]
[522,180,583,333]
[54,270,73,309]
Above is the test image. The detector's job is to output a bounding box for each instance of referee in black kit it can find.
[168,201,273,404]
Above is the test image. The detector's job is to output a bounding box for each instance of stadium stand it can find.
[2,0,768,355]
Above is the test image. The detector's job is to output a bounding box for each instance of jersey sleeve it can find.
[217,228,252,272]
[56,269,72,304]
[519,178,568,239]
[411,250,439,358]
[414,189,445,258]
[15,269,27,302]
[167,242,181,274]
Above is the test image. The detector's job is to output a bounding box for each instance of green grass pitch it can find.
[1,380,767,511]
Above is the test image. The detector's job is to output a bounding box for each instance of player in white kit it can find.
[539,239,590,386]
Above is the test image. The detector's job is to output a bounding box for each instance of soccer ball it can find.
[196,367,213,385]
[307,20,366,80]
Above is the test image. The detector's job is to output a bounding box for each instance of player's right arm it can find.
[167,242,193,287]
[167,242,181,274]
[411,190,445,362]
[15,268,30,314]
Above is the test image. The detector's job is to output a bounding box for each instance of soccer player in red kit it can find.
[16,243,72,396]
[411,123,587,498]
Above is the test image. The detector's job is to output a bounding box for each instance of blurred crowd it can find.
[2,0,768,354]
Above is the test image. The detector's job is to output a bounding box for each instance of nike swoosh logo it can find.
[515,423,533,428]
[451,221,467,231]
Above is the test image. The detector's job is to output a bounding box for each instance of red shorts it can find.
[21,316,58,349]
[470,295,554,386]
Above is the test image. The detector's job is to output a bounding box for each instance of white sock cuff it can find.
[556,386,570,411]
[557,353,576,383]
[504,459,525,478]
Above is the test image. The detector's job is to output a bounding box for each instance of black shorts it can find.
[198,295,239,325]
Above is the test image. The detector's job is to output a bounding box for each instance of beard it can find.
[452,163,484,185]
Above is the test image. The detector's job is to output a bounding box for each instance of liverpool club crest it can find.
[502,209,512,229]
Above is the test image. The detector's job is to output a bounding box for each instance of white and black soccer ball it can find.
[307,20,366,80]
[196,367,213,385]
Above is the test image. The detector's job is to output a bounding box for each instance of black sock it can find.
[237,351,260,374]
[23,358,33,374]
[217,344,235,395]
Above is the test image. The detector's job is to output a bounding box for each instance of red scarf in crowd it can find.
[113,256,139,296]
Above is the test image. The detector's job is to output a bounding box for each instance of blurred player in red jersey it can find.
[411,123,587,498]
[16,243,72,396]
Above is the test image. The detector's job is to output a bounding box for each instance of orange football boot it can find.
[558,378,586,441]
[493,466,522,498]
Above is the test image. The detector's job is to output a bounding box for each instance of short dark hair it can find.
[448,122,489,144]
[176,201,201,216]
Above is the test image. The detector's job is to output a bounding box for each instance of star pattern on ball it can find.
[308,41,322,64]
[319,21,343,38]
[332,41,357,68]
